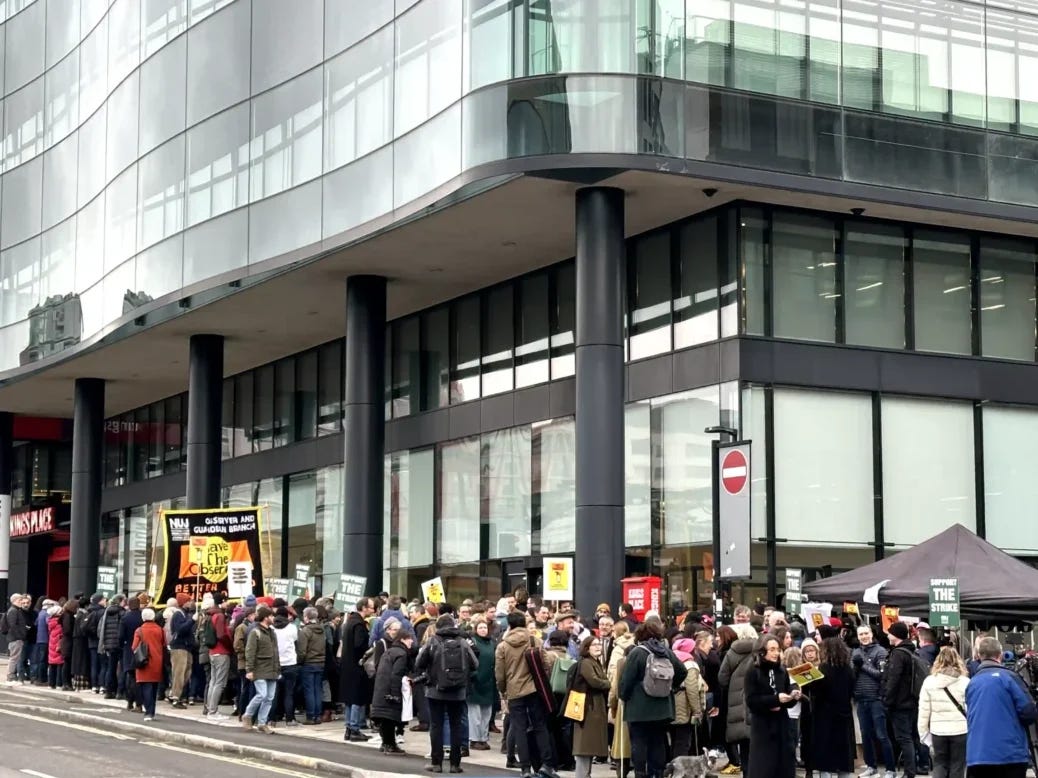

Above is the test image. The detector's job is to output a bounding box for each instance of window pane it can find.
[106,72,138,181]
[164,395,182,474]
[984,406,1038,553]
[78,14,107,119]
[42,132,77,230]
[420,307,449,411]
[550,261,575,379]
[77,104,105,208]
[108,0,141,91]
[251,0,323,94]
[774,388,874,544]
[221,377,234,459]
[625,402,651,546]
[183,209,247,285]
[385,450,435,569]
[248,179,321,263]
[675,216,719,348]
[4,77,44,171]
[250,69,323,201]
[464,0,514,90]
[451,295,480,403]
[1,155,42,248]
[439,437,481,563]
[138,135,185,251]
[139,35,186,155]
[658,388,718,547]
[391,316,419,418]
[844,222,906,349]
[5,0,43,93]
[486,426,532,558]
[146,401,164,478]
[740,207,766,335]
[44,44,79,147]
[254,365,274,452]
[772,212,836,342]
[482,284,514,395]
[274,357,294,446]
[318,340,343,435]
[287,471,317,583]
[637,0,685,78]
[527,0,636,75]
[0,238,38,325]
[47,0,81,69]
[316,464,343,594]
[325,0,392,57]
[516,273,549,388]
[296,350,317,441]
[142,0,188,58]
[882,397,975,546]
[537,417,575,554]
[629,231,672,359]
[187,103,250,226]
[234,371,254,454]
[105,162,138,271]
[980,238,1036,361]
[913,230,972,354]
[394,0,462,137]
[256,477,283,577]
[186,0,250,125]
[132,407,148,481]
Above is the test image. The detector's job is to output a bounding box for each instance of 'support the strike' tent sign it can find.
[929,577,960,628]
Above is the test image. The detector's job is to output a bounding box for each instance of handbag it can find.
[132,630,150,669]
[360,645,377,679]
[563,689,586,722]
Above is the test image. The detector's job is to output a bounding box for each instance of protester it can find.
[416,614,478,773]
[371,632,414,754]
[669,637,706,759]
[99,594,125,698]
[718,623,756,774]
[242,605,280,734]
[4,594,28,682]
[297,606,326,726]
[918,646,969,778]
[745,634,800,778]
[467,616,496,750]
[272,607,299,726]
[133,608,165,722]
[572,635,611,778]
[46,604,63,689]
[809,637,855,778]
[233,606,256,719]
[204,597,233,721]
[852,624,895,778]
[882,622,924,778]
[341,597,375,741]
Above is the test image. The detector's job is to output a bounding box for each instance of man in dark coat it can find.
[340,597,376,742]
[98,595,125,698]
[416,615,478,772]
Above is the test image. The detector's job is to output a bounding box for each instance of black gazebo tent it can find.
[802,524,1038,622]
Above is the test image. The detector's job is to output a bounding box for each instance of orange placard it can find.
[881,605,900,633]
[843,602,859,615]
[811,612,824,628]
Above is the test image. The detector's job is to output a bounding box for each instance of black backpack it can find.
[437,636,469,691]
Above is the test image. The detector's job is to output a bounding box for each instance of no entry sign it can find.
[721,449,748,495]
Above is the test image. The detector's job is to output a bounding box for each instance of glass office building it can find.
[4,0,1038,610]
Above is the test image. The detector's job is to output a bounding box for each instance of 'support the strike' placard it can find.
[155,507,265,602]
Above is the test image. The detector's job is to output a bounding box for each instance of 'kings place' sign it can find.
[10,507,55,539]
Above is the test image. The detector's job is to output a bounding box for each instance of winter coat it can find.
[697,646,722,698]
[416,626,478,702]
[233,620,251,667]
[35,609,49,645]
[273,619,299,666]
[495,627,555,701]
[370,608,414,645]
[370,640,412,722]
[245,623,280,680]
[572,656,611,757]
[608,651,632,760]
[120,609,144,674]
[168,610,195,651]
[719,637,755,740]
[132,622,166,684]
[673,658,706,726]
[607,632,634,686]
[966,660,1037,767]
[100,604,123,652]
[919,670,969,739]
[809,662,856,773]
[851,641,887,701]
[207,609,233,656]
[618,639,687,723]
[882,641,920,711]
[745,658,797,778]
[47,616,63,665]
[4,605,27,641]
[467,634,497,706]
[339,611,373,707]
[83,603,104,648]
[918,643,939,667]
[59,609,75,659]
[297,622,326,667]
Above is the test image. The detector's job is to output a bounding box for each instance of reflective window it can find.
[421,306,449,411]
[913,230,972,354]
[43,133,77,230]
[536,417,575,554]
[4,77,44,170]
[393,102,460,207]
[676,216,719,348]
[774,388,874,544]
[250,69,322,201]
[295,350,317,441]
[741,207,766,336]
[256,477,283,576]
[486,426,532,558]
[394,0,462,137]
[315,464,344,592]
[324,25,393,171]
[322,145,392,236]
[230,372,253,455]
[882,396,975,546]
[0,236,38,325]
[317,339,342,435]
[325,0,392,58]
[1,155,42,249]
[139,35,186,155]
[629,231,672,359]
[636,0,685,78]
[253,364,274,451]
[138,135,185,251]
[163,395,183,474]
[450,295,480,403]
[657,388,718,546]
[104,162,138,271]
[391,316,419,418]
[187,0,250,125]
[844,222,906,349]
[464,0,515,90]
[46,0,81,69]
[384,449,435,569]
[44,49,78,147]
[251,0,323,94]
[772,212,837,342]
[101,257,134,325]
[482,284,514,396]
[5,0,44,93]
[189,0,235,24]
[135,232,183,301]
[74,193,104,291]
[248,180,321,263]
[142,0,187,57]
[984,406,1038,553]
[979,238,1036,361]
[527,0,635,75]
[106,72,138,180]
[550,261,575,378]
[39,215,76,301]
[516,273,549,388]
[108,0,141,91]
[183,209,247,285]
[187,103,249,226]
[78,14,107,119]
[439,437,481,564]
[625,402,651,546]
[274,357,294,446]
[76,101,105,207]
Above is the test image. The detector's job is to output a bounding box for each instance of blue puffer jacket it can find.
[851,642,887,701]
[965,661,1038,767]
[35,609,49,645]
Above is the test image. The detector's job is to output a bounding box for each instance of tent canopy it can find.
[801,524,1038,622]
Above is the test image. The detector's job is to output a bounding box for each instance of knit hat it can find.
[90,593,105,605]
[888,622,910,641]
[596,603,611,614]
[142,608,156,621]
[166,598,179,608]
[672,637,696,655]
[244,594,257,607]
[801,637,819,655]
[175,593,191,607]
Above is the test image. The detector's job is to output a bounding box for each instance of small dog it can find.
[663,749,718,778]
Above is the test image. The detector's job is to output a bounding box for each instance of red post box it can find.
[621,576,662,621]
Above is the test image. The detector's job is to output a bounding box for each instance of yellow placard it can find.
[843,602,859,615]
[789,662,825,687]
[421,577,446,604]
[543,557,573,600]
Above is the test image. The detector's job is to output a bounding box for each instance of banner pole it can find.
[263,504,273,596]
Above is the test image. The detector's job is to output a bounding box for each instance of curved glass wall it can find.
[7,0,1038,374]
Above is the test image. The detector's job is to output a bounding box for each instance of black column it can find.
[574,187,626,613]
[186,334,225,509]
[0,411,13,606]
[69,378,104,599]
[342,275,386,593]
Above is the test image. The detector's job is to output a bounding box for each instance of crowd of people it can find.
[4,589,1038,778]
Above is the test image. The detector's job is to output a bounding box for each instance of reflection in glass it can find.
[384,450,435,569]
[250,69,323,201]
[625,402,650,546]
[74,194,103,291]
[979,238,1036,361]
[844,222,906,349]
[142,0,187,58]
[138,136,186,251]
[421,307,449,411]
[44,50,78,148]
[325,0,393,58]
[322,145,392,237]
[248,180,321,264]
[0,236,39,326]
[772,212,837,342]
[42,131,78,230]
[105,162,138,271]
[187,103,249,226]
[394,0,461,136]
[439,437,481,564]
[482,284,514,396]
[1,155,42,248]
[913,230,972,355]
[77,104,106,207]
[186,0,250,125]
[464,0,515,90]
[274,357,294,447]
[451,295,480,404]
[486,426,532,558]
[46,0,81,70]
[5,0,43,94]
[251,0,323,95]
[296,350,317,441]
[39,215,76,301]
[108,0,141,91]
[393,104,461,207]
[317,340,342,436]
[139,35,186,155]
[135,232,183,302]
[675,217,719,348]
[550,261,575,379]
[183,209,246,285]
[984,406,1038,553]
[391,316,419,418]
[316,464,344,593]
[516,273,549,387]
[536,417,575,554]
[78,14,107,119]
[4,77,44,170]
[629,230,672,359]
[106,72,139,181]
[659,387,717,546]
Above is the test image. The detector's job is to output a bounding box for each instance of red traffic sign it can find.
[721,449,748,495]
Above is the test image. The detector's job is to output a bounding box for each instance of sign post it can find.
[265,577,291,601]
[542,557,573,602]
[96,565,118,598]
[335,574,366,613]
[715,441,752,580]
[292,564,310,599]
[928,577,960,628]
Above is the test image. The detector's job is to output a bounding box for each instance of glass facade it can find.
[9,0,1038,375]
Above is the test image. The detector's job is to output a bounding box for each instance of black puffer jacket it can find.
[100,603,123,652]
[719,638,755,741]
[415,626,478,702]
[371,640,413,722]
[851,641,886,701]
[881,641,918,711]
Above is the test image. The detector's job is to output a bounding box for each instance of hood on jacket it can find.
[436,625,462,640]
[729,638,755,656]
[932,669,965,686]
[639,637,669,657]
[301,621,325,636]
[504,627,531,648]
[273,614,290,629]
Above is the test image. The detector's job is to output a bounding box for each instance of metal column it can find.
[186,334,225,509]
[69,378,104,599]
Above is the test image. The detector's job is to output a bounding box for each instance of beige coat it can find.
[918,671,969,739]
[608,650,632,760]
[607,632,635,686]
[673,659,707,725]
[495,627,555,700]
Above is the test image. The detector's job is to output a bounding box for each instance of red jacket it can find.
[47,616,63,665]
[132,621,166,684]
[208,609,233,656]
